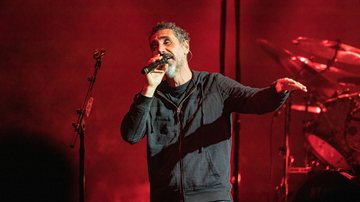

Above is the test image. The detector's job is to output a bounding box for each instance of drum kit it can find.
[257,37,360,201]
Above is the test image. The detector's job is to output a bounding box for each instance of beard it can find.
[165,63,177,78]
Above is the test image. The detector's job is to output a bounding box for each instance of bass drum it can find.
[304,93,359,171]
[290,171,360,202]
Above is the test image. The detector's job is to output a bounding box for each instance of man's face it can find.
[149,29,189,77]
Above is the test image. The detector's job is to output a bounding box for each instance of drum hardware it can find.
[287,152,312,174]
[303,91,360,179]
[338,76,360,86]
[324,91,360,103]
[257,38,345,100]
[344,106,360,173]
[291,104,325,114]
[257,38,360,202]
[288,166,312,174]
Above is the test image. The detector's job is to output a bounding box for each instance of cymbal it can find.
[257,39,329,80]
[292,37,360,65]
[256,39,293,64]
[297,56,360,83]
[257,39,338,98]
[257,39,313,77]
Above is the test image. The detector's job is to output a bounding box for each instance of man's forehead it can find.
[150,29,175,42]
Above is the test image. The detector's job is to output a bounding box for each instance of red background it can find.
[1,0,360,201]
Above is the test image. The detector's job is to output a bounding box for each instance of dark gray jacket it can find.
[121,70,288,202]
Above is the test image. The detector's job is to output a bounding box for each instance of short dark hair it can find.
[149,22,190,43]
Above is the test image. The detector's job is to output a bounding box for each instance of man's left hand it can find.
[275,77,307,93]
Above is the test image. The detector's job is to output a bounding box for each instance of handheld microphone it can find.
[141,53,172,74]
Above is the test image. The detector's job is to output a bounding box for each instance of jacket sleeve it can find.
[215,74,289,114]
[120,93,153,144]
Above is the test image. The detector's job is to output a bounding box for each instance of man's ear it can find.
[182,41,190,54]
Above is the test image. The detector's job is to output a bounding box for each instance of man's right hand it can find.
[141,54,168,97]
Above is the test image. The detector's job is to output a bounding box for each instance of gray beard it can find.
[166,64,177,78]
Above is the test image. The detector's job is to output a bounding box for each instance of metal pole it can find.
[233,0,241,201]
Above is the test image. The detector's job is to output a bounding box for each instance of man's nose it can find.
[157,44,166,54]
[158,50,166,56]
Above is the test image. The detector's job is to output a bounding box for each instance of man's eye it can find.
[164,39,171,45]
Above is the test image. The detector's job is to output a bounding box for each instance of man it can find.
[121,22,307,202]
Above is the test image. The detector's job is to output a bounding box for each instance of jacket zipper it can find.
[156,86,197,201]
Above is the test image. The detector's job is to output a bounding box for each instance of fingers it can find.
[144,64,167,88]
[146,54,168,73]
[150,63,168,73]
[276,77,308,93]
[284,78,307,92]
[147,55,161,66]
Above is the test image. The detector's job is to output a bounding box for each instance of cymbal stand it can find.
[326,39,340,69]
[301,39,341,91]
[70,49,105,202]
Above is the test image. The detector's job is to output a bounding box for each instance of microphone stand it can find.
[284,96,291,202]
[277,95,292,202]
[70,49,105,202]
